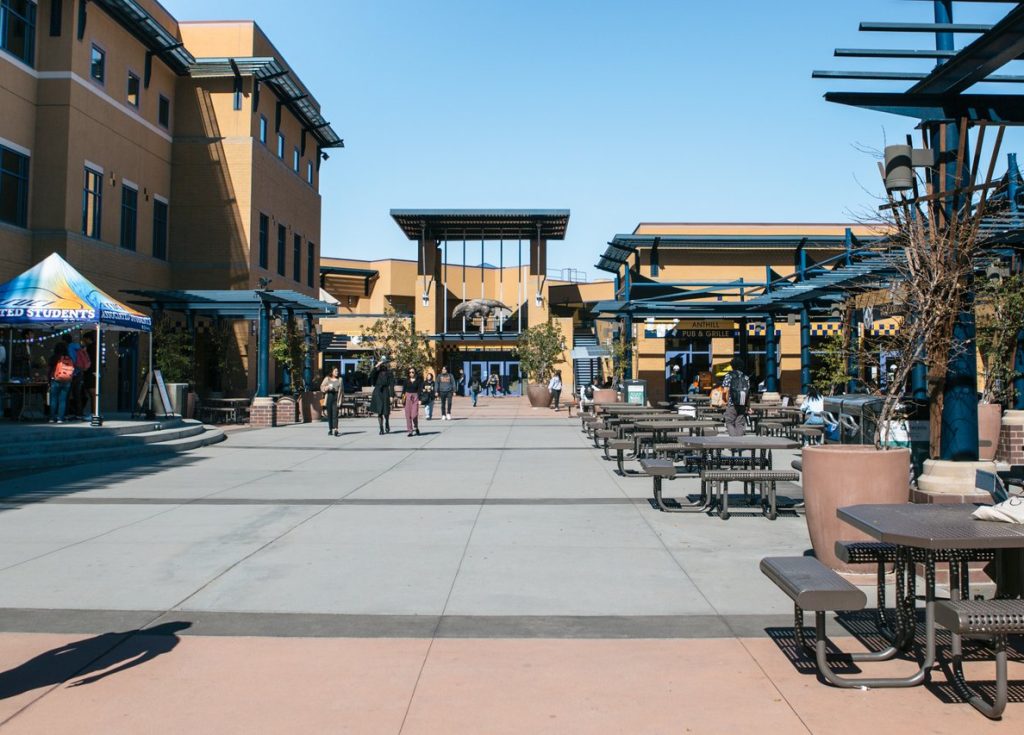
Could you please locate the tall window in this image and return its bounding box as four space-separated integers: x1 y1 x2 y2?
152 199 168 260
89 44 105 85
257 213 268 269
259 115 267 145
119 185 137 250
81 167 102 239
306 241 315 288
0 0 36 66
158 95 170 128
233 86 242 111
292 234 301 281
292 147 299 173
276 224 286 275
0 144 29 227
306 161 313 186
276 133 284 159
126 71 140 108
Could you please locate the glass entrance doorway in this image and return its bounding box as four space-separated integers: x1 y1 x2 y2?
666 339 712 394
459 358 522 396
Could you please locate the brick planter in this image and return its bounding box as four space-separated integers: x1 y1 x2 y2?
997 410 1024 465
275 395 299 425
250 397 276 428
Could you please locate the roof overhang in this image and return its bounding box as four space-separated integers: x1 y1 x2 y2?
94 0 195 75
390 210 570 241
126 289 338 319
190 57 343 148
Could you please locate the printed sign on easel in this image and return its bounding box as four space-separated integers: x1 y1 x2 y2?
136 370 174 416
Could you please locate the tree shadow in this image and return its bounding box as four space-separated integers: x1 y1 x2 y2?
0 621 191 699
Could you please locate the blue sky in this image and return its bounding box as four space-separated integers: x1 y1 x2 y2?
166 0 1024 276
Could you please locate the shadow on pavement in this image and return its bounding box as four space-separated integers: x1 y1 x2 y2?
0 621 191 698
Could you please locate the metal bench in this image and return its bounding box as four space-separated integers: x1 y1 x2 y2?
607 439 636 475
639 458 703 513
791 426 823 445
760 556 920 689
701 469 799 520
936 599 1024 719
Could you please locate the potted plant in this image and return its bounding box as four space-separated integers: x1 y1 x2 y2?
516 321 567 408
154 316 193 416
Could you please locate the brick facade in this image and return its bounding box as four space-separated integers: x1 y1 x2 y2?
274 396 299 426
997 421 1024 465
249 397 276 428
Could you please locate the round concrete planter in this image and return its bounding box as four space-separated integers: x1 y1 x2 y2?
593 388 619 405
526 383 552 408
978 402 1003 461
803 445 911 573
300 391 323 423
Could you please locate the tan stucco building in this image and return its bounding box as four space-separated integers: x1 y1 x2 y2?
0 0 341 406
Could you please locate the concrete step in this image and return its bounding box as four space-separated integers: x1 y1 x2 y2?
1 423 226 473
0 416 188 445
0 420 206 458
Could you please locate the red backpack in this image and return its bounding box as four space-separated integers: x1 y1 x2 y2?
74 346 91 371
54 356 75 382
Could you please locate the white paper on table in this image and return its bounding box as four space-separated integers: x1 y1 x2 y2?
973 496 1024 524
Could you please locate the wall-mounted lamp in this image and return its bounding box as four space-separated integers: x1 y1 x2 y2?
109 172 117 187
534 293 543 307
883 144 936 192
421 292 430 307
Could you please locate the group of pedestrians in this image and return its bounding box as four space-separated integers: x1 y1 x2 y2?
320 358 461 438
47 333 94 423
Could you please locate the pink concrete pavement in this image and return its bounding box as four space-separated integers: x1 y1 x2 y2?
0 632 1019 734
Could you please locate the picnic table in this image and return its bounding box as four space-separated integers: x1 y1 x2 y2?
833 503 1024 698
202 397 250 424
1 381 48 421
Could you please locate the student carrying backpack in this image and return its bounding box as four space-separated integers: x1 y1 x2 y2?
722 357 750 437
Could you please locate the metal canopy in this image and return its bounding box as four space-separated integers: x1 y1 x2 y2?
320 266 379 279
95 0 195 75
190 58 343 149
816 1 1024 123
125 289 338 319
390 210 570 241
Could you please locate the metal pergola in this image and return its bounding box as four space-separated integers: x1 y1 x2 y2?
127 290 337 398
811 0 1024 460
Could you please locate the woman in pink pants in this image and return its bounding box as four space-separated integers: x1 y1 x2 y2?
401 368 422 437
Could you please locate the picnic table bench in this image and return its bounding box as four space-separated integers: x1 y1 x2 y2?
701 468 799 520
638 458 705 513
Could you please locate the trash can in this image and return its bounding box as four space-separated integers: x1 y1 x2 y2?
623 379 647 406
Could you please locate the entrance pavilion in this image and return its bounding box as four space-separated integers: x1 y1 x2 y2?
390 209 569 395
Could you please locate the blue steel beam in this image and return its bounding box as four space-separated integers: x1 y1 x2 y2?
813 70 1024 83
859 22 992 33
909 4 1024 94
834 48 958 59
823 91 1024 123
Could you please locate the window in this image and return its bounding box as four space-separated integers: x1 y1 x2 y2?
276 224 286 275
152 199 168 260
82 167 102 239
257 213 268 269
306 241 315 288
276 133 284 159
259 116 267 145
0 144 29 227
233 86 242 111
158 95 170 128
292 234 301 281
0 0 36 66
89 44 105 85
126 71 140 108
119 184 137 250
306 161 313 186
292 147 299 173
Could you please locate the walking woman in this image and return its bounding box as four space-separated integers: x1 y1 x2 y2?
402 367 423 436
421 372 436 420
368 357 396 435
320 366 343 436
437 365 455 420
548 370 563 412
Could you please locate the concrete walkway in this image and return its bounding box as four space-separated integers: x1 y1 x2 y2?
0 396 1017 733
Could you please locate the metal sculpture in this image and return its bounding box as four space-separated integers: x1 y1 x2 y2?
452 299 513 332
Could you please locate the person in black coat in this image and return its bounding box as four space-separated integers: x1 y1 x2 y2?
368 358 396 435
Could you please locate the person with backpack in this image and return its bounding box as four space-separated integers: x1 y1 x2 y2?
721 357 750 437
437 366 455 420
48 342 74 423
580 378 599 414
421 373 436 420
68 332 90 420
469 373 481 407
486 371 500 397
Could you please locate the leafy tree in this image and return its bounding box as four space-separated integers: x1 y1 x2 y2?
606 328 635 383
359 307 435 374
516 321 567 383
271 319 307 392
812 332 849 395
976 273 1024 404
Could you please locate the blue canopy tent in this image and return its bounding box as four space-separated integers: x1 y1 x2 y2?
0 253 153 425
